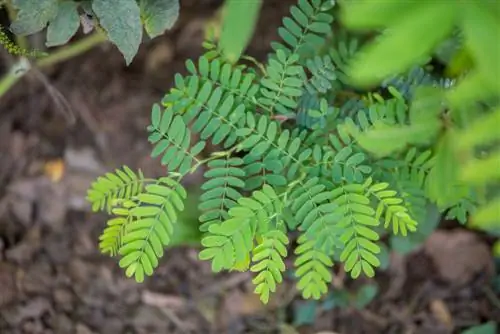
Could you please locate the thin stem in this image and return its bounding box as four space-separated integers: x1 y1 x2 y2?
0 32 107 98
36 32 107 68
189 146 238 174
0 56 29 97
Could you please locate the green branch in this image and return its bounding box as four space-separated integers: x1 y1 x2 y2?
0 32 107 98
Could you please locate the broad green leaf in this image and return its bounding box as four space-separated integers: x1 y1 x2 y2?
354 284 378 309
459 107 500 151
426 131 460 208
447 70 496 109
390 235 419 255
461 152 500 186
493 241 500 259
46 1 80 47
461 3 500 94
357 121 440 157
377 243 390 270
293 301 317 326
461 322 497 334
347 2 457 87
10 0 58 35
341 1 423 29
92 0 143 65
140 0 179 39
470 197 500 232
220 0 262 63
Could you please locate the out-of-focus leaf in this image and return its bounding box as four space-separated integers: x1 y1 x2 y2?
377 243 390 270
345 2 457 87
293 300 317 326
357 121 440 157
470 197 500 232
390 204 440 254
461 152 500 186
461 322 497 334
426 131 460 208
461 3 500 95
354 284 378 309
493 241 500 259
341 1 423 29
321 290 350 310
220 0 262 63
459 107 500 151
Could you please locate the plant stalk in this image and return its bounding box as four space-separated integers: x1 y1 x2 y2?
0 32 107 98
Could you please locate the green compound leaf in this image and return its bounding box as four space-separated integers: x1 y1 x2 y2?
10 0 58 36
46 1 80 47
92 0 143 65
140 0 180 39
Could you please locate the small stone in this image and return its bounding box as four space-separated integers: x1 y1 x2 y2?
3 298 52 326
0 237 4 261
100 317 124 333
6 226 41 265
22 318 46 333
52 314 74 333
133 305 169 333
64 147 103 173
53 288 74 312
0 263 17 307
76 323 96 334
76 306 106 331
21 261 53 295
44 235 72 265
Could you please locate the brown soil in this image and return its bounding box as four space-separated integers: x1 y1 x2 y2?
0 1 498 333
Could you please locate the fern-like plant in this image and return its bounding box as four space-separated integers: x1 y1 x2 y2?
87 0 498 304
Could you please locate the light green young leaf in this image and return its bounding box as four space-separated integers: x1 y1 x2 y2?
140 0 179 39
341 1 423 29
92 0 143 65
347 2 457 87
10 0 58 36
426 131 461 208
46 1 80 47
357 121 440 157
470 197 500 232
459 107 500 151
461 3 500 94
220 0 262 63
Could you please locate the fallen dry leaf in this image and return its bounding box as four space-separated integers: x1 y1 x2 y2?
430 299 453 329
424 230 494 285
43 159 65 182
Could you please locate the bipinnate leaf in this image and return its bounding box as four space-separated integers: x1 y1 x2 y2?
140 0 180 39
10 0 58 36
46 1 80 47
92 0 143 65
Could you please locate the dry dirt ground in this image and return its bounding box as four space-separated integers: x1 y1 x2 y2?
0 1 499 333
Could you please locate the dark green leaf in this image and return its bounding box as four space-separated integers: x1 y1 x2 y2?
46 1 80 47
140 0 179 39
10 0 58 35
93 0 143 65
